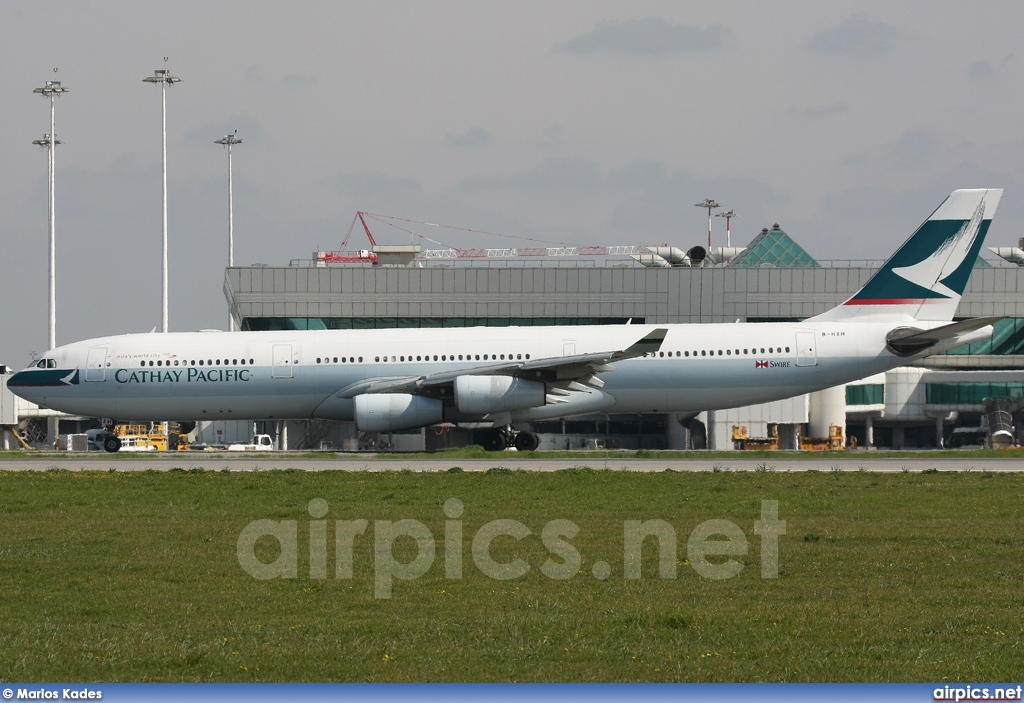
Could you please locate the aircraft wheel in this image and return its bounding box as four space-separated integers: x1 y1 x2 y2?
514 431 539 452
482 429 508 452
103 435 122 453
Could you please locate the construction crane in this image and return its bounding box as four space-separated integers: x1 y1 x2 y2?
315 212 380 265
315 212 650 264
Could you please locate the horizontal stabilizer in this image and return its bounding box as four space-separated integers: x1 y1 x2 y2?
886 317 1001 356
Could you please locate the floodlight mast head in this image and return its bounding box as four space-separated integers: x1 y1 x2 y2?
716 208 738 247
694 198 721 249
142 69 182 86
33 80 69 99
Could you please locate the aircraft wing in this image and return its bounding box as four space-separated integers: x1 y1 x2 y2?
335 328 668 399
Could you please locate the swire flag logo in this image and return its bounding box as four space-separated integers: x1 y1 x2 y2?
755 360 769 368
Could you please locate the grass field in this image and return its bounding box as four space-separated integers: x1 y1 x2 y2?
1 467 1023 682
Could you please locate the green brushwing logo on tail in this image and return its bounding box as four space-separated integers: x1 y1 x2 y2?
847 197 991 306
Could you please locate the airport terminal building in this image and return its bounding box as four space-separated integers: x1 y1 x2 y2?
214 226 1024 451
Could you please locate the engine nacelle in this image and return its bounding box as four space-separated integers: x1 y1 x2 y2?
354 393 443 432
455 375 546 415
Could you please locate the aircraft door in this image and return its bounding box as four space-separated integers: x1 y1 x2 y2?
272 344 294 379
795 331 818 367
85 347 108 381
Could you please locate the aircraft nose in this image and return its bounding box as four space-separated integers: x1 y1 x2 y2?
6 370 40 400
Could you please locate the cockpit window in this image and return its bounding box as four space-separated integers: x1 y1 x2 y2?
35 359 56 369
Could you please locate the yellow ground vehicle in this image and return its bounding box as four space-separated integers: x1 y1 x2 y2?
93 423 191 452
732 425 779 450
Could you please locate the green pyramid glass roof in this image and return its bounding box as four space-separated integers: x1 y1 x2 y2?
727 226 820 268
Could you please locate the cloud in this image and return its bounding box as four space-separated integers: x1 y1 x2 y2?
445 127 492 149
969 60 994 80
788 102 848 119
339 172 422 199
806 163 1021 259
887 130 937 169
281 73 316 87
807 13 900 56
244 66 263 83
461 157 605 193
558 18 729 57
608 164 778 241
535 125 568 150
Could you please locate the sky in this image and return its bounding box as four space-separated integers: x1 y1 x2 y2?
2 1 1024 366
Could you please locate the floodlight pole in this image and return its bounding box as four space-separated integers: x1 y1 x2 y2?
215 132 242 331
716 209 738 247
143 68 181 333
694 198 721 249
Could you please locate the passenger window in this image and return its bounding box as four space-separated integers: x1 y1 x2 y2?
701 350 706 356
317 358 322 364
785 347 790 353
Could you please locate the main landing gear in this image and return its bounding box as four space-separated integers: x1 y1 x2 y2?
482 427 539 452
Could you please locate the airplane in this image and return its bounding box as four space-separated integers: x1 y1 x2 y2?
8 188 1003 452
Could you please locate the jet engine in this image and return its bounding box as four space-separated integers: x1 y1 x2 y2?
455 375 546 415
354 393 443 432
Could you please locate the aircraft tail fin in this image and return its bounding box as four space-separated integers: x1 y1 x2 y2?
810 188 1002 322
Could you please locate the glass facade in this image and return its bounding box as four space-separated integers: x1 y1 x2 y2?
846 384 884 406
926 382 1024 405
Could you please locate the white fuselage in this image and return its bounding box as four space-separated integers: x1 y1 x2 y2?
11 321 930 423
